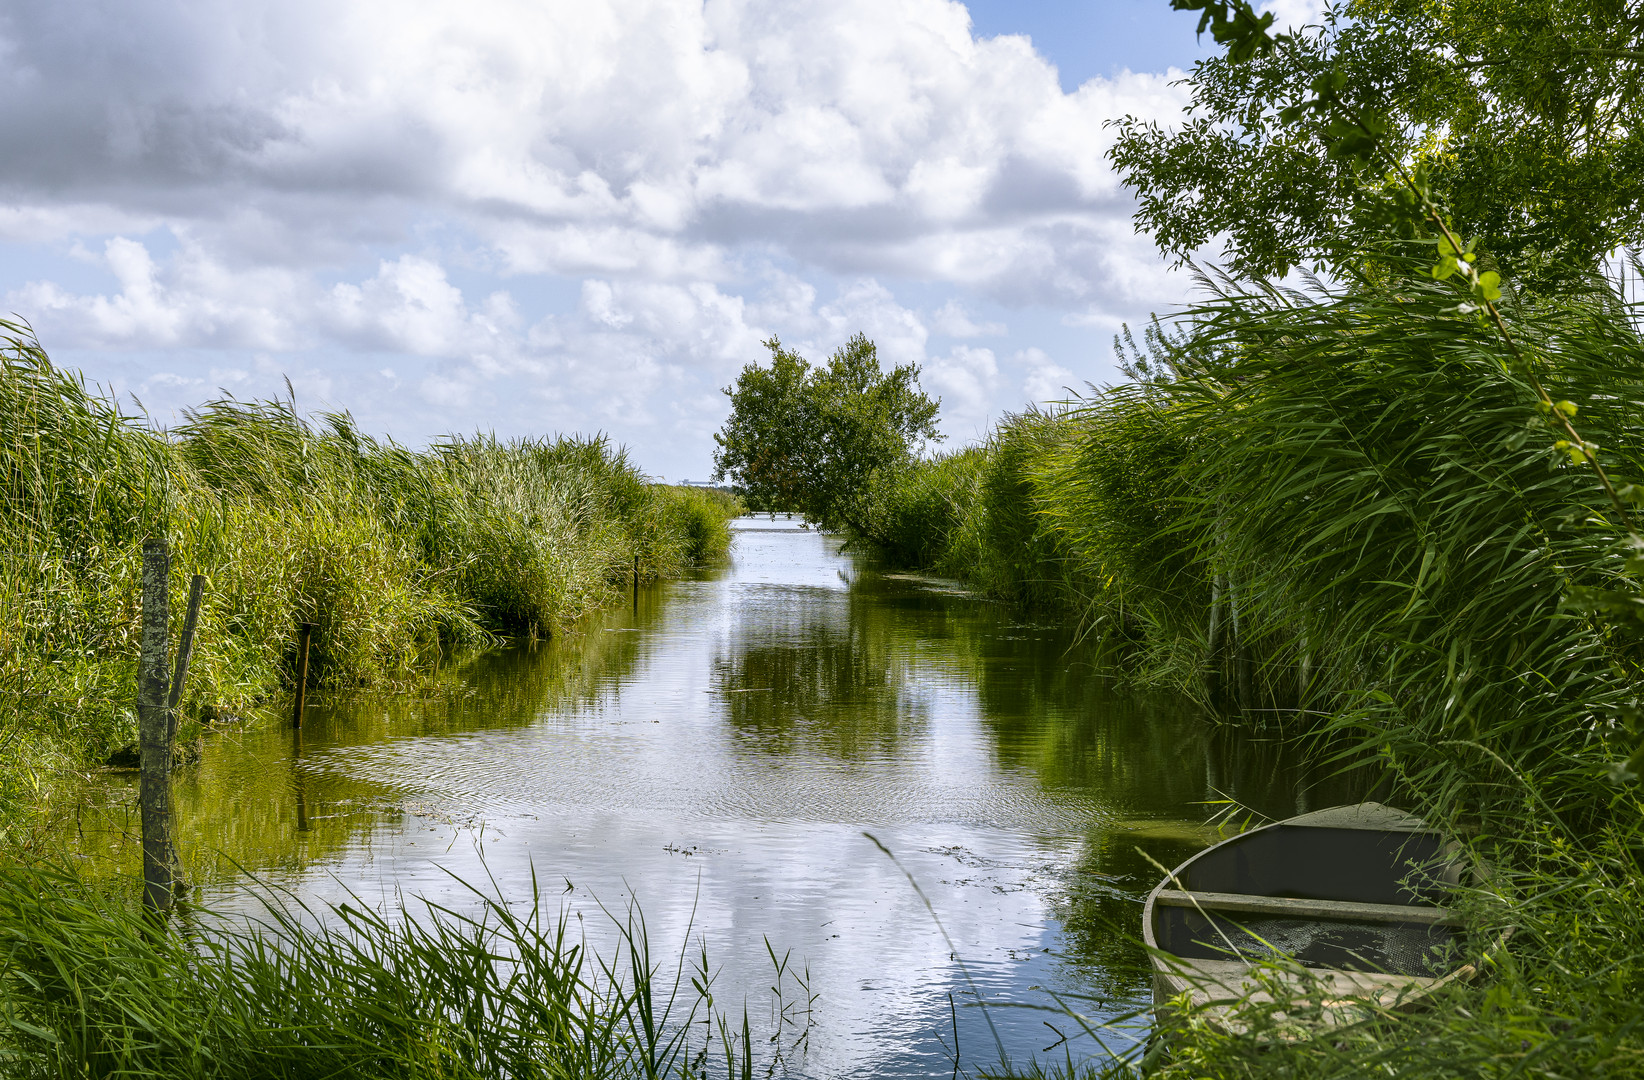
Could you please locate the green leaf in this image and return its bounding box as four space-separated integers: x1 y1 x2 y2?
1626 740 1644 782
4 1019 57 1045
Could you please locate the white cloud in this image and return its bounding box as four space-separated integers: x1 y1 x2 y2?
928 299 1004 338
326 256 476 355
1259 0 1330 33
924 344 999 437
1018 347 1078 406
0 0 1190 292
811 280 929 366
7 234 304 349
0 0 1204 472
3 223 1140 472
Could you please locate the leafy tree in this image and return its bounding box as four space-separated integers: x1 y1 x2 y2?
1109 0 1644 284
712 334 941 544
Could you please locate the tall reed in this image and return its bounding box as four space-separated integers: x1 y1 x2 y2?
0 319 740 839
845 262 1644 1076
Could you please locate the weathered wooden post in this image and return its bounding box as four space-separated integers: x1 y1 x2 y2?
1226 566 1252 711
1206 571 1225 704
294 729 310 833
167 574 205 740
1297 632 1313 707
138 538 176 914
632 552 640 607
292 622 316 729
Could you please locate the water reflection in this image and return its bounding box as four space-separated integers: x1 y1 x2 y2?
64 517 1369 1077
713 579 928 759
70 620 655 890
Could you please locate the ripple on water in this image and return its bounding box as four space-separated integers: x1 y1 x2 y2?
66 516 1361 1078
310 726 1109 833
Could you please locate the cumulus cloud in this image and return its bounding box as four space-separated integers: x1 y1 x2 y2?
1018 347 1079 406
0 0 1188 292
0 0 1204 473
8 234 304 349
324 256 519 359
1259 0 1331 33
924 344 1000 437
928 299 1004 338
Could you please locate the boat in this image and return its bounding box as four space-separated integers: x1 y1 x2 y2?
1142 802 1486 1034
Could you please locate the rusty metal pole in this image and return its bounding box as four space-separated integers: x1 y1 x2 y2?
138 538 175 915
292 622 315 729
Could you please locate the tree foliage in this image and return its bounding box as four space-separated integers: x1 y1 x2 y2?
1110 0 1644 284
712 334 941 544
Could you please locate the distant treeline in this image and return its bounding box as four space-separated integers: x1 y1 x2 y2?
0 320 740 832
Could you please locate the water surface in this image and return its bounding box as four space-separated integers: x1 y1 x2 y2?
72 517 1359 1076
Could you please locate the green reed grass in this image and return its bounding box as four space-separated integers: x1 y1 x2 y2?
0 319 740 840
0 864 795 1080
846 259 1644 1076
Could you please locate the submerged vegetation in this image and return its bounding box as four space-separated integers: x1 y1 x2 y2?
0 317 739 839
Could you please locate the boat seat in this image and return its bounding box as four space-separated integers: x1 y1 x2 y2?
1154 888 1459 926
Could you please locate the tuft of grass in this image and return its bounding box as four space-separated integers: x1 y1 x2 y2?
0 864 798 1080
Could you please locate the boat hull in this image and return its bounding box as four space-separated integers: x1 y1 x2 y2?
1142 802 1479 1034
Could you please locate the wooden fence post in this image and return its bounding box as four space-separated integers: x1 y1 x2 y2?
167 574 205 741
138 538 176 914
1206 571 1225 705
293 622 316 729
294 728 310 833
1229 570 1253 710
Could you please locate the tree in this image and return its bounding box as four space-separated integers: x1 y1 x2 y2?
1108 0 1644 286
712 334 941 544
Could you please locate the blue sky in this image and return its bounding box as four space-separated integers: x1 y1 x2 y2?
968 0 1214 88
0 1 1309 479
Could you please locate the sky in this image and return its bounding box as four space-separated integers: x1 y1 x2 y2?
0 0 1322 480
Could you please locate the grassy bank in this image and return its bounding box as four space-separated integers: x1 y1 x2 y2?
0 319 740 840
834 263 1644 1075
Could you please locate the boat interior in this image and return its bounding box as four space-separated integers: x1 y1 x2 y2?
1153 824 1465 974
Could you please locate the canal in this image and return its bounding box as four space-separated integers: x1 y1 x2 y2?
67 516 1357 1076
